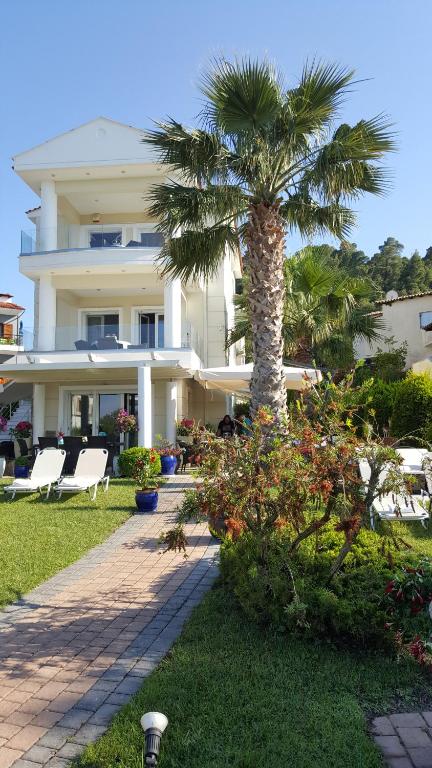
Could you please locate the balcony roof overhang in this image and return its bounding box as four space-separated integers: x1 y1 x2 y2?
0 348 202 384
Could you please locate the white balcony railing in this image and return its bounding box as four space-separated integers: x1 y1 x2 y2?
20 226 164 255
18 323 203 360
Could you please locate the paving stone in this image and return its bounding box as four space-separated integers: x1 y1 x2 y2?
398 728 432 749
88 703 122 726
386 759 415 768
371 716 396 736
390 714 427 729
408 747 432 767
57 708 92 729
70 724 106 745
423 712 432 728
8 760 40 768
23 746 56 764
373 735 407 758
45 758 70 768
113 677 142 695
38 727 75 749
56 742 84 759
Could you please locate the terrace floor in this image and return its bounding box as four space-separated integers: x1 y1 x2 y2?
0 474 218 768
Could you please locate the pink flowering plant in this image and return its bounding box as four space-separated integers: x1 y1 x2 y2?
154 435 182 457
10 420 32 438
115 409 137 434
176 418 195 436
0 415 7 432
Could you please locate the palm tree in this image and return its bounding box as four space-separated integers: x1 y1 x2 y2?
145 59 394 422
228 246 386 368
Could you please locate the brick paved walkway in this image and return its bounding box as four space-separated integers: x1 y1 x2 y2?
0 474 218 768
372 713 432 767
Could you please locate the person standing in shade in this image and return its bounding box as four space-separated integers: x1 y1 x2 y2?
216 414 236 438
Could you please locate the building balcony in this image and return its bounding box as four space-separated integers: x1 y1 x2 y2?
17 322 203 360
20 226 163 276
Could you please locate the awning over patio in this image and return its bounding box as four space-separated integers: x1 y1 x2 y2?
195 362 322 395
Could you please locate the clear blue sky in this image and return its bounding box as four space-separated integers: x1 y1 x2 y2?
1 0 431 320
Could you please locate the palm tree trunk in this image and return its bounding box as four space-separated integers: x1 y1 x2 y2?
246 202 286 421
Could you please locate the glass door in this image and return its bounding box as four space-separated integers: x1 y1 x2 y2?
139 312 164 348
71 394 94 436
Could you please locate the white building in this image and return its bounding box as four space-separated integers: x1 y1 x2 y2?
355 291 432 370
0 118 242 448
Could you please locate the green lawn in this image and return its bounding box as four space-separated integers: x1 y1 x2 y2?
0 477 135 607
76 586 432 768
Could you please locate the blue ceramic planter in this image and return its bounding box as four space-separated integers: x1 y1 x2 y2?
160 454 177 475
14 465 30 479
135 490 158 513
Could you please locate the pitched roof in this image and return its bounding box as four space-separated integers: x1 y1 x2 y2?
0 302 24 311
378 290 432 306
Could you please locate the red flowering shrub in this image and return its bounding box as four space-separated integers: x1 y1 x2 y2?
383 559 432 666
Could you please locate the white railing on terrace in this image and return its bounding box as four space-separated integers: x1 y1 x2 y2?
20 227 164 255
16 323 203 360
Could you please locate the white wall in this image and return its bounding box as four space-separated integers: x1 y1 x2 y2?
355 296 432 369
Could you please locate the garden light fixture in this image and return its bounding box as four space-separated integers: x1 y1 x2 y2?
141 712 168 767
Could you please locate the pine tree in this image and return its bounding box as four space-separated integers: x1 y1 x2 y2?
367 237 404 294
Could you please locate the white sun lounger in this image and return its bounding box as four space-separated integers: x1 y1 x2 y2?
54 448 109 501
3 448 66 500
358 457 429 528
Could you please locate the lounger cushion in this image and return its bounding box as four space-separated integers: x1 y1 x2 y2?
58 475 101 489
4 478 51 490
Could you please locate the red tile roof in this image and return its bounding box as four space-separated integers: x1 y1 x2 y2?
378 290 432 305
0 301 24 310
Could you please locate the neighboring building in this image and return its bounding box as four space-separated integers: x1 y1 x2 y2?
355 291 432 370
0 293 24 363
0 117 242 448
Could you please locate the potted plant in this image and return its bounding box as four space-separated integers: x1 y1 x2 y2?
14 455 31 478
133 448 160 513
10 421 32 439
176 418 195 445
155 436 182 475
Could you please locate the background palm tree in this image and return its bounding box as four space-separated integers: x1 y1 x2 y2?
145 59 394 421
228 245 386 368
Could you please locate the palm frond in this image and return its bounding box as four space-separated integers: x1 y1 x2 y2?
307 117 396 200
200 58 283 133
147 182 248 235
286 60 355 132
158 224 239 283
143 120 232 183
281 194 356 238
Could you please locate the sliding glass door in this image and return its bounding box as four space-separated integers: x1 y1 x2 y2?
139 312 164 348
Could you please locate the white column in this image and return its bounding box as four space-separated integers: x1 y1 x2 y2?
40 180 57 251
38 275 56 350
164 278 182 348
137 365 152 448
165 380 178 444
32 384 46 445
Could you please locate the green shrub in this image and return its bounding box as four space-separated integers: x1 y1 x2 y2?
118 447 161 478
391 372 432 444
220 527 412 647
356 378 402 434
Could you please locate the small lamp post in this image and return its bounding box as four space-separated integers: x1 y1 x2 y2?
141 712 168 767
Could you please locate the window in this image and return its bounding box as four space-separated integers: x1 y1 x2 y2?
420 312 432 330
90 231 122 248
139 231 164 247
139 312 164 348
86 313 119 344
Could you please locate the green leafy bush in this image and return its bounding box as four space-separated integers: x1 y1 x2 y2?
391 372 432 443
356 378 402 434
220 527 412 647
118 447 161 478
